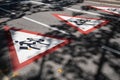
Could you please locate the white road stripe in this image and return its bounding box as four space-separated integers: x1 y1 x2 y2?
0 2 18 6
64 7 102 16
0 6 68 34
86 1 120 7
29 1 50 6
0 7 12 13
102 45 120 54
64 7 119 20
20 1 51 6
23 16 68 34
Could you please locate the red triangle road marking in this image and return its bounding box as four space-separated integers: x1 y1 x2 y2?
53 14 109 34
4 26 70 71
89 6 120 16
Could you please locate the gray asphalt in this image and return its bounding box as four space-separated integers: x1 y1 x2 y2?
0 1 120 80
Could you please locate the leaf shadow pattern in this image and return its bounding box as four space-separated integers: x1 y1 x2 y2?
31 13 120 80
0 25 23 80
0 2 120 80
0 27 12 76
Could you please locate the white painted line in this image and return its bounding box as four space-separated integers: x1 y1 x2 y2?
29 1 45 5
0 7 16 16
20 1 32 4
30 1 51 6
64 7 119 20
22 16 68 34
0 2 18 6
102 45 120 54
86 1 120 7
0 7 12 13
20 1 51 6
64 7 102 16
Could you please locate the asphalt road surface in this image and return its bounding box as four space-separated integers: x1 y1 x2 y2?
0 0 120 80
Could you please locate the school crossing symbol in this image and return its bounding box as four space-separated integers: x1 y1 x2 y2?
90 6 120 16
53 14 109 34
4 26 70 71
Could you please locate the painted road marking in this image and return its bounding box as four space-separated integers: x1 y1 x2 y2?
11 30 64 63
0 7 12 14
0 2 18 6
4 26 70 71
86 1 120 7
0 7 68 34
0 7 16 16
20 1 51 6
64 7 119 20
90 6 120 16
64 7 101 16
23 16 68 34
53 14 109 34
29 1 49 5
102 45 120 54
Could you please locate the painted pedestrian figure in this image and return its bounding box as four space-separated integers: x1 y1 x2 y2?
68 18 90 25
15 38 50 50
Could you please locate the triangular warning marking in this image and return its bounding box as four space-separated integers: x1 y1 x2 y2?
53 14 109 34
90 6 120 16
4 26 70 71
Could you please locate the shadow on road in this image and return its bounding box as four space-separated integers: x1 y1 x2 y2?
29 13 120 80
0 2 120 80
